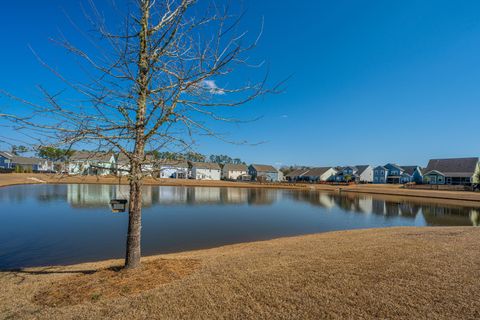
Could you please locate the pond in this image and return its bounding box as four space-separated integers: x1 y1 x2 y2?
0 184 479 269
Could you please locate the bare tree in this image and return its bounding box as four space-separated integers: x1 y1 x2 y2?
0 0 280 269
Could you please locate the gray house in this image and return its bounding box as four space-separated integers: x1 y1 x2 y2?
249 164 279 182
423 157 480 185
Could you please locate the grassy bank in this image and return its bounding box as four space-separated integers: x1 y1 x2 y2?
1 227 479 319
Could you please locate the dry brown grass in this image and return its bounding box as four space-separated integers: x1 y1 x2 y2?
1 227 479 319
33 258 200 307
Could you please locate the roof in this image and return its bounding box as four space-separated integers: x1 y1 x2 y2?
400 165 420 176
157 159 188 168
70 151 114 162
190 162 221 170
223 163 248 172
285 168 310 178
355 165 371 175
374 165 387 170
250 164 278 172
424 157 479 177
11 156 46 165
303 167 334 177
0 151 15 159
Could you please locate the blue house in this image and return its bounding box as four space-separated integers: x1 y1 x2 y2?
373 163 423 184
0 151 14 169
249 164 279 182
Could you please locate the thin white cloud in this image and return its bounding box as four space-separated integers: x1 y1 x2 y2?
281 114 288 118
202 80 225 95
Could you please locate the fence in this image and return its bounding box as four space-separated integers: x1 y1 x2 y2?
404 183 476 192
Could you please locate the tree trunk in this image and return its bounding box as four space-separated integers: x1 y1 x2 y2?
124 1 149 269
125 164 143 269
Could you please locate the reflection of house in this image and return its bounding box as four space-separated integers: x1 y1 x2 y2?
221 188 249 204
249 164 279 182
158 160 189 179
222 164 248 180
190 162 221 180
0 151 53 172
248 188 277 205
68 151 116 175
158 186 188 204
333 165 373 183
373 164 423 184
423 157 480 185
189 187 221 203
67 184 114 207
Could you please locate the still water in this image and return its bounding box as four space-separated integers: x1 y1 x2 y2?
1 184 478 268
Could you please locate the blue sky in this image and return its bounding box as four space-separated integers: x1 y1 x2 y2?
1 0 480 167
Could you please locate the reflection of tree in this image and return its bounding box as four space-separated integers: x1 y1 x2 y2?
470 210 479 227
385 201 400 216
248 188 277 205
422 205 473 226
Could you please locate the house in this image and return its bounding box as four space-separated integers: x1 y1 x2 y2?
158 160 189 179
423 157 480 185
67 151 116 175
0 151 53 172
301 167 337 182
190 162 221 180
116 153 159 176
285 168 310 182
373 163 423 184
221 164 248 180
333 165 373 183
284 167 337 182
248 164 279 182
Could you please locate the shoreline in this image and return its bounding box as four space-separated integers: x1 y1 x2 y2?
1 227 479 319
1 173 480 205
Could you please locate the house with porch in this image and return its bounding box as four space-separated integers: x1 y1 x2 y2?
333 165 373 183
190 162 221 180
67 151 116 175
0 151 53 172
373 163 423 184
248 164 279 182
423 157 480 185
222 164 248 180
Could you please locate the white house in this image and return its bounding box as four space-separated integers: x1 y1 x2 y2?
190 162 221 180
68 151 116 175
116 153 157 176
158 160 189 179
221 163 248 180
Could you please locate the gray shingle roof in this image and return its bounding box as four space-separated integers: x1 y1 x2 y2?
303 167 334 177
424 157 479 177
70 151 114 162
250 164 277 172
223 164 248 172
285 168 310 178
400 166 420 176
190 162 221 170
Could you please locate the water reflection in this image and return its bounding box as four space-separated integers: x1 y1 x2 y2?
1 184 478 225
